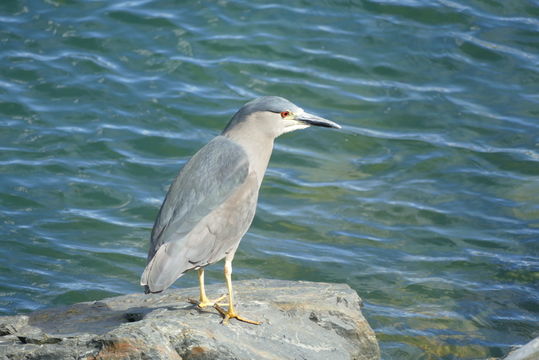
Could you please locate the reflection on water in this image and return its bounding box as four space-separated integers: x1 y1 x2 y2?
1 0 538 358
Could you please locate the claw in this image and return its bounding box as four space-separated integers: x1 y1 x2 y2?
188 294 227 309
214 304 261 325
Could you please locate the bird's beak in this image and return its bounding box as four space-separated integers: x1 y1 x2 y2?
297 112 341 129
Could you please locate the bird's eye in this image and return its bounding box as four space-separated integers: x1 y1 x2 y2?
280 111 290 118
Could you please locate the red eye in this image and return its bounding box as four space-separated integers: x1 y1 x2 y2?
280 111 290 118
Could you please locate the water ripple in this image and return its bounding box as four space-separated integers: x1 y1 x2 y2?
1 1 537 359
455 32 539 64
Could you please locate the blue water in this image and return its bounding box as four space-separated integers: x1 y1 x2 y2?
1 1 538 358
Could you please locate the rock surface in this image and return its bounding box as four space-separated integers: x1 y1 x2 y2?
0 279 380 360
503 337 539 360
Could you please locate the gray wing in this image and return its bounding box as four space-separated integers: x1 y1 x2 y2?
140 135 252 291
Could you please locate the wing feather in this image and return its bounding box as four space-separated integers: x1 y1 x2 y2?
141 136 251 291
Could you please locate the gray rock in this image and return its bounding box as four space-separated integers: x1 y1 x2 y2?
0 279 380 360
503 337 539 360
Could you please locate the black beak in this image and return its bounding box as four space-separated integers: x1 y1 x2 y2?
298 112 341 129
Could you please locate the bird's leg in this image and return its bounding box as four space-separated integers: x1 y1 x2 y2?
188 268 226 308
214 259 261 325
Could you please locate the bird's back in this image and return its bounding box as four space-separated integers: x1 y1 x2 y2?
141 136 258 293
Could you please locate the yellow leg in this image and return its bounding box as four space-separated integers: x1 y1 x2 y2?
188 268 226 308
214 259 261 325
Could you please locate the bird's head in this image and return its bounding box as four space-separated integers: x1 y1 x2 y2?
223 96 340 139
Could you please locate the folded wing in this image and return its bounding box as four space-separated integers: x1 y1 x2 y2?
141 136 253 292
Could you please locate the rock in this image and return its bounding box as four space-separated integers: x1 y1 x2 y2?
0 279 380 360
503 337 539 360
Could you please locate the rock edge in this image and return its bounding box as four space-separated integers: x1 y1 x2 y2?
0 279 380 360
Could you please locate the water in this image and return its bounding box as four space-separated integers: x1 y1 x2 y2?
1 0 538 358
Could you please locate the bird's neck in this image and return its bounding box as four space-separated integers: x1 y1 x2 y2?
222 127 274 187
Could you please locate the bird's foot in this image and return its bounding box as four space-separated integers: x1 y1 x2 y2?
213 304 261 325
188 294 227 309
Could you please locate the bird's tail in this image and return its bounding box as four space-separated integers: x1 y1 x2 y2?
143 285 162 294
140 243 186 294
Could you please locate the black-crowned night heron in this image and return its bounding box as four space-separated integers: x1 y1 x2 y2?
141 96 340 324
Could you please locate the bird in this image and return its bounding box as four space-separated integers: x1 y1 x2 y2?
140 96 340 325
